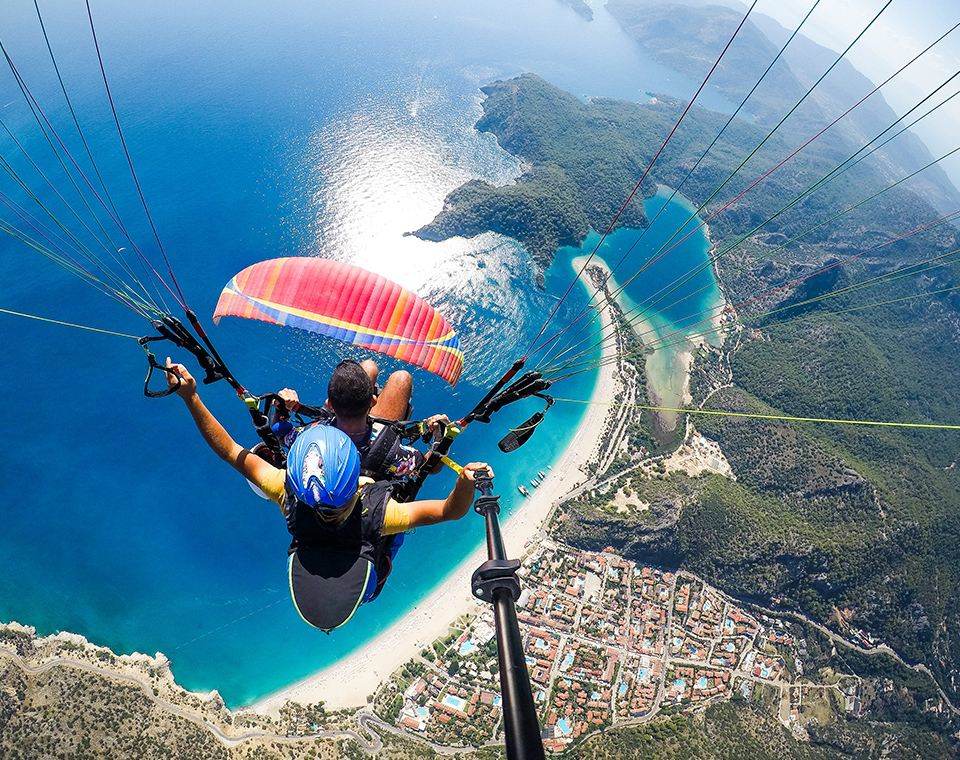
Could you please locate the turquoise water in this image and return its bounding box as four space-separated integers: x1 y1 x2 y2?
0 0 721 706
555 189 723 431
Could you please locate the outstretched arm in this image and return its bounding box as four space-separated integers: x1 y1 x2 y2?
166 358 283 494
400 462 491 530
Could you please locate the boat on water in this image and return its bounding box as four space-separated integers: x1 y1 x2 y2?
518 485 530 497
530 478 540 488
538 470 547 479
546 465 552 470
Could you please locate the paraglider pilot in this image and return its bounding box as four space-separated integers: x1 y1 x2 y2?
274 358 450 493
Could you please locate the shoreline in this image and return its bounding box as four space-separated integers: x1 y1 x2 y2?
250 269 621 716
598 204 727 433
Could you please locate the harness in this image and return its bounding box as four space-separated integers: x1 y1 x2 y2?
362 422 403 479
283 480 399 603
258 395 425 499
139 316 556 498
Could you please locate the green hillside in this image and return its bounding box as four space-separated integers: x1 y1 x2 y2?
417 72 960 721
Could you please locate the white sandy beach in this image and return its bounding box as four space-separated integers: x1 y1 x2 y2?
252 282 619 715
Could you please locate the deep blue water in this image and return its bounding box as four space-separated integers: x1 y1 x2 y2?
0 0 722 705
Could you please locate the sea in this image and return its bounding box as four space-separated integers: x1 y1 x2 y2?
0 0 721 706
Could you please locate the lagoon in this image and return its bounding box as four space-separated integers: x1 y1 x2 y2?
556 189 725 434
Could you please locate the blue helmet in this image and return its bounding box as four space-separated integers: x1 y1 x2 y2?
286 424 360 513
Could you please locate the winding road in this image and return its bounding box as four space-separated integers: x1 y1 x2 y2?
0 649 383 752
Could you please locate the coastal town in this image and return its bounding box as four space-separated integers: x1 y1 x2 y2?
374 539 856 753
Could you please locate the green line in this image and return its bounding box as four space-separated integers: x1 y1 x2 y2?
546 252 960 379
543 70 960 375
552 398 960 431
620 107 960 348
535 0 826 356
647 281 960 356
538 2 932 371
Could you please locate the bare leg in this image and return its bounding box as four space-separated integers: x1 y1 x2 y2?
371 370 413 421
360 359 380 388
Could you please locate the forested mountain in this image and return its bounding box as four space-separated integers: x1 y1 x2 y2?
415 72 960 728
417 74 956 268
604 0 960 214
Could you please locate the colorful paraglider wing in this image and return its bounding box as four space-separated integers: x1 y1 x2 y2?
213 258 463 385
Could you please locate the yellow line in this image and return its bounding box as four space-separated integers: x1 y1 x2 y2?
439 455 463 475
552 398 960 431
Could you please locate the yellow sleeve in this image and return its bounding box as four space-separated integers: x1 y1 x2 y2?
382 498 411 536
260 468 287 506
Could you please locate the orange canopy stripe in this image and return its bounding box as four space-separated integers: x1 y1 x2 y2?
213 257 463 385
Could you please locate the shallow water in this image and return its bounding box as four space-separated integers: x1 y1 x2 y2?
555 189 724 432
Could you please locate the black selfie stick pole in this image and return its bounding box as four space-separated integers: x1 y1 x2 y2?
471 471 545 760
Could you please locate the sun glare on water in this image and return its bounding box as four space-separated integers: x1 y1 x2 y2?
293 80 544 383
306 105 482 293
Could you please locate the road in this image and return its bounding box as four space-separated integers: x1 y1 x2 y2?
738 597 960 716
0 650 383 752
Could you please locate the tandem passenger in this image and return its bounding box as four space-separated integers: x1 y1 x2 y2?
164 357 489 631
